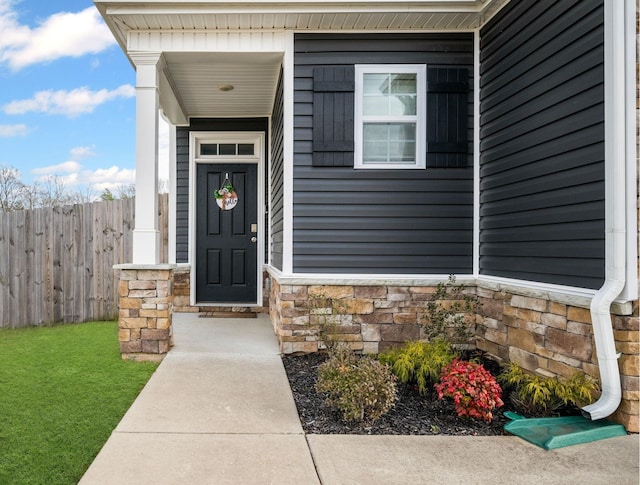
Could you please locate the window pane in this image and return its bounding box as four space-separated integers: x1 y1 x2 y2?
389 94 416 116
388 123 416 141
219 144 236 155
363 142 388 161
390 74 416 94
363 73 389 94
363 73 417 116
237 144 254 155
389 142 416 162
200 144 218 156
363 122 416 164
363 123 388 139
363 95 389 116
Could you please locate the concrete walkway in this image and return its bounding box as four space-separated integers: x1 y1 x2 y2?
81 313 639 485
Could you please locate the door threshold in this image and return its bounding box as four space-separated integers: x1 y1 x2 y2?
198 312 258 319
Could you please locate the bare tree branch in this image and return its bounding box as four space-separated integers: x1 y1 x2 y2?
0 166 25 211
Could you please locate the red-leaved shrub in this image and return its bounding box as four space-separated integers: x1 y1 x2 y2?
435 359 504 422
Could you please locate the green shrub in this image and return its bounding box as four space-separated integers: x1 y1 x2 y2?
316 349 397 423
422 275 476 344
498 363 599 416
378 339 457 394
435 359 504 422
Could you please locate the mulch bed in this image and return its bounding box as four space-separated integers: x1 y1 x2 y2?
282 352 515 436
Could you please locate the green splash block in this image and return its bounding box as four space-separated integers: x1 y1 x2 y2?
504 412 627 450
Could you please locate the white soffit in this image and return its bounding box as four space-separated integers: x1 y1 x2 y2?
96 1 509 47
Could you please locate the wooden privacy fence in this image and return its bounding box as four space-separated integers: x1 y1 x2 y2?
0 194 168 328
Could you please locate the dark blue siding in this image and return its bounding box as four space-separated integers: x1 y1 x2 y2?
294 33 474 274
479 0 605 289
176 128 190 263
270 70 285 270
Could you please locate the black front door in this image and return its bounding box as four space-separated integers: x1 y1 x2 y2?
196 163 258 303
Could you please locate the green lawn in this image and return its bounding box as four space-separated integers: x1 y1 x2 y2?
0 322 159 485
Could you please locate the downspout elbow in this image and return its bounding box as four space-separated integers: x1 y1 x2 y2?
581 278 624 421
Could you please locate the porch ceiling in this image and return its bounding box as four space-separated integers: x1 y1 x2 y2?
162 52 283 119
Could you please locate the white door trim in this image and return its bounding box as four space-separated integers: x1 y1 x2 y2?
188 131 265 306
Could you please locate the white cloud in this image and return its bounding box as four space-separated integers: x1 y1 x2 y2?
70 145 96 160
0 3 116 70
31 161 82 175
32 162 135 192
86 166 136 191
0 123 27 137
3 84 135 117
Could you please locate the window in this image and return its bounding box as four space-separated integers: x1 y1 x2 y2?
198 142 255 157
355 65 426 169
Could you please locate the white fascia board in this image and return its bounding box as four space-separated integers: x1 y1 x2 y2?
127 31 288 53
98 1 498 15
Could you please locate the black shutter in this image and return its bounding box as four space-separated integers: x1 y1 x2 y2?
426 67 469 168
312 66 355 167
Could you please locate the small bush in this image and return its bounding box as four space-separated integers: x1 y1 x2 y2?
306 293 349 355
379 339 457 394
435 359 504 422
422 275 476 344
498 363 599 416
316 349 397 423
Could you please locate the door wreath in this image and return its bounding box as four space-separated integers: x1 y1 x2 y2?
214 174 238 210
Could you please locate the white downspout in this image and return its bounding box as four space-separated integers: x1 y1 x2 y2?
581 0 631 421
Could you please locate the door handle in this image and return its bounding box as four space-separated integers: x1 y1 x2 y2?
251 237 257 243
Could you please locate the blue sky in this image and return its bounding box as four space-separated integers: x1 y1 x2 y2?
0 0 168 193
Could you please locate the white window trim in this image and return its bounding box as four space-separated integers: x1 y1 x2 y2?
354 64 426 169
194 134 261 163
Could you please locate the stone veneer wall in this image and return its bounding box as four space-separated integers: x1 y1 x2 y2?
475 287 639 433
268 277 639 432
116 266 174 362
172 267 269 315
269 278 474 355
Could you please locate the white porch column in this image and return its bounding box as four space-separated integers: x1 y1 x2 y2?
130 52 164 264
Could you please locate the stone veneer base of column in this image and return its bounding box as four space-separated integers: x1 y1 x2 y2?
115 264 175 362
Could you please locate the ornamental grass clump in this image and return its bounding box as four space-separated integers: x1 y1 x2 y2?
378 339 457 395
316 349 397 423
498 362 599 416
435 359 504 422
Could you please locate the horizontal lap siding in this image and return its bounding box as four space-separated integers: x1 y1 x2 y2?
294 33 474 274
479 0 605 289
271 70 285 270
176 128 190 263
